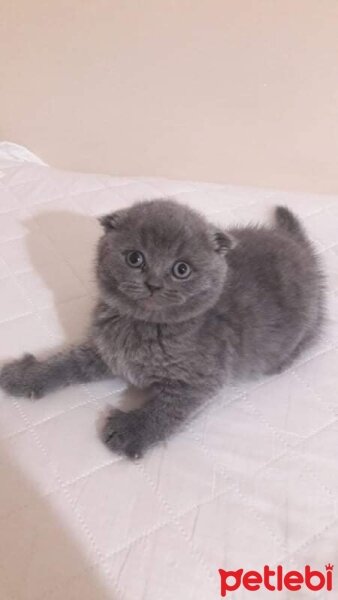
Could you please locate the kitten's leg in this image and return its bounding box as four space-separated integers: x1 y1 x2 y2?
0 342 111 399
102 380 212 458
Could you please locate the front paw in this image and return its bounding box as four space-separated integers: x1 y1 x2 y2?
101 408 147 459
0 354 45 399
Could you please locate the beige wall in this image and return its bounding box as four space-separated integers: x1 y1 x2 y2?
1 0 338 193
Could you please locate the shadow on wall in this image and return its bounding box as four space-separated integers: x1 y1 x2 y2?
0 436 116 599
24 210 101 343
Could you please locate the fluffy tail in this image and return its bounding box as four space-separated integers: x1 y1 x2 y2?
275 206 307 243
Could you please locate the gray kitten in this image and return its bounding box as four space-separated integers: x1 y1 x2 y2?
0 200 324 458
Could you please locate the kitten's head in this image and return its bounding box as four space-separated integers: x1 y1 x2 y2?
96 199 235 323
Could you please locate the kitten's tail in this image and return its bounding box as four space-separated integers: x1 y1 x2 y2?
275 206 308 243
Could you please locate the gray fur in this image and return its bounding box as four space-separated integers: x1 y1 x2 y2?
0 200 325 458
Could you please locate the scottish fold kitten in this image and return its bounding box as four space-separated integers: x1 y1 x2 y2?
0 200 324 458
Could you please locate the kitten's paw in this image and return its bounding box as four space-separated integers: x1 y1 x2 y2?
101 409 146 459
0 354 45 399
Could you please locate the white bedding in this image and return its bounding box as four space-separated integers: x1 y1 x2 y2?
0 143 337 600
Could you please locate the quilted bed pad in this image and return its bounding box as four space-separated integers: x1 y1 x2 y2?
0 142 338 600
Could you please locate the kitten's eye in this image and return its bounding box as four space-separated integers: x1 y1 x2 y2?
126 251 145 268
172 261 191 279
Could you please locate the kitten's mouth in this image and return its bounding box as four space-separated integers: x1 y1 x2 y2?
141 295 162 310
139 293 184 311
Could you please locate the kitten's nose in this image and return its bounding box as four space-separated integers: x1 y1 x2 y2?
145 280 161 293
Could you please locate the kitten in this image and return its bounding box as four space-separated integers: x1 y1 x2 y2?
0 200 324 458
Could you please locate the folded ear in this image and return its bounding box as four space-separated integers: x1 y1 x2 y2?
98 210 127 232
213 230 237 255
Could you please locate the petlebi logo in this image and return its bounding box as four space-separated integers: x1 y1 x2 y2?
218 564 334 597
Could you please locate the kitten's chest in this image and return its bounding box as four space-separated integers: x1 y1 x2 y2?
96 315 185 386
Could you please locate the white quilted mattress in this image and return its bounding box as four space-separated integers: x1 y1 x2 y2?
0 143 337 600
